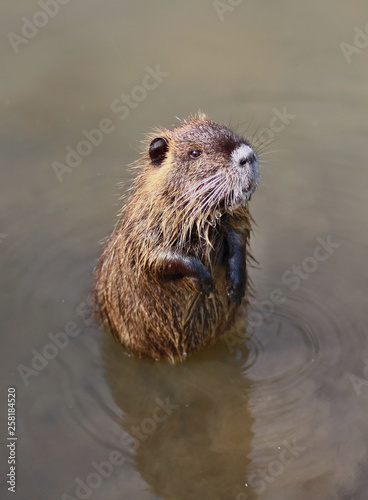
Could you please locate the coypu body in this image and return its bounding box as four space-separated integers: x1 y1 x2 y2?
94 113 259 362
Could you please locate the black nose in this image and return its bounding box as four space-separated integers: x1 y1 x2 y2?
239 151 256 167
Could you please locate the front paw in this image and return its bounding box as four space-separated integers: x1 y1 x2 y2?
194 271 215 296
226 275 246 304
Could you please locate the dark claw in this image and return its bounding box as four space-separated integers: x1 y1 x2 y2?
195 272 215 296
226 278 245 304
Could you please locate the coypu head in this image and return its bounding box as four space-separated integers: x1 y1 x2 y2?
131 113 259 249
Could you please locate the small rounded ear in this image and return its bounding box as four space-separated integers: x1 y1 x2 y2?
149 137 168 165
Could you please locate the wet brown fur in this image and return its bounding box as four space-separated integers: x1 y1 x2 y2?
94 113 256 362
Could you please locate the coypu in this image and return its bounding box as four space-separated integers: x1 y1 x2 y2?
94 113 259 362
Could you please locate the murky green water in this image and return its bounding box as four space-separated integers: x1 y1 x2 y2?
1 1 368 499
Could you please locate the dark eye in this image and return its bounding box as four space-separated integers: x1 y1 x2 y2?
189 150 201 159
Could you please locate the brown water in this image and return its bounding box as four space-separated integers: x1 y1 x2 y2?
1 1 368 499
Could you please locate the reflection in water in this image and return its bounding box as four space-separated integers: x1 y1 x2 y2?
103 328 255 500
